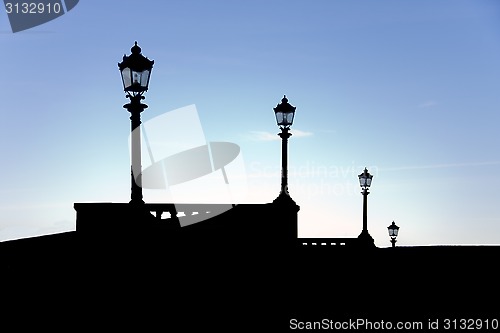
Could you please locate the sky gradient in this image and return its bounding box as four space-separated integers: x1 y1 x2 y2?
1 0 500 247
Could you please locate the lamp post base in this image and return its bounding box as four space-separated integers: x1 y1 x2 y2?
391 238 397 248
129 198 145 205
357 229 376 248
273 192 297 206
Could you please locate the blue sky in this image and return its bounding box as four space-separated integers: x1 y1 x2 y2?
1 0 499 247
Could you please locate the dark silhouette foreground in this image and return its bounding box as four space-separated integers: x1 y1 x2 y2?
1 201 498 330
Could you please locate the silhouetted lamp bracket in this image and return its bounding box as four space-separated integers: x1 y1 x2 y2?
118 41 154 98
388 221 400 248
274 95 296 129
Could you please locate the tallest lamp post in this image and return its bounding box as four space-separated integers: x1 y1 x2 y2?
118 41 154 206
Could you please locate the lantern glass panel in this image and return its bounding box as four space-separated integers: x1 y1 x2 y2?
359 177 366 187
121 68 132 90
132 71 141 85
275 112 284 125
366 177 372 187
141 69 150 89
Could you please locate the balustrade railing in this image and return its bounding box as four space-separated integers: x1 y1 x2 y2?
299 237 360 247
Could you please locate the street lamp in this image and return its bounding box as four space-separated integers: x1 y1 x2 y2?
273 95 296 202
357 167 375 246
118 41 154 205
387 221 400 248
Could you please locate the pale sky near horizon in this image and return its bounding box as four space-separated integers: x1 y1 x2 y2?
1 0 500 247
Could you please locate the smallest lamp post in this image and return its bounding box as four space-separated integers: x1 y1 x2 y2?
387 221 400 248
274 95 296 200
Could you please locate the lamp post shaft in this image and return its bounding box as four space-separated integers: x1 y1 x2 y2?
125 95 147 205
362 188 369 232
279 127 291 195
391 238 397 248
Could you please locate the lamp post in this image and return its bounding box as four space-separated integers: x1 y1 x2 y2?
387 221 400 248
118 41 154 205
273 95 296 202
357 167 375 246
